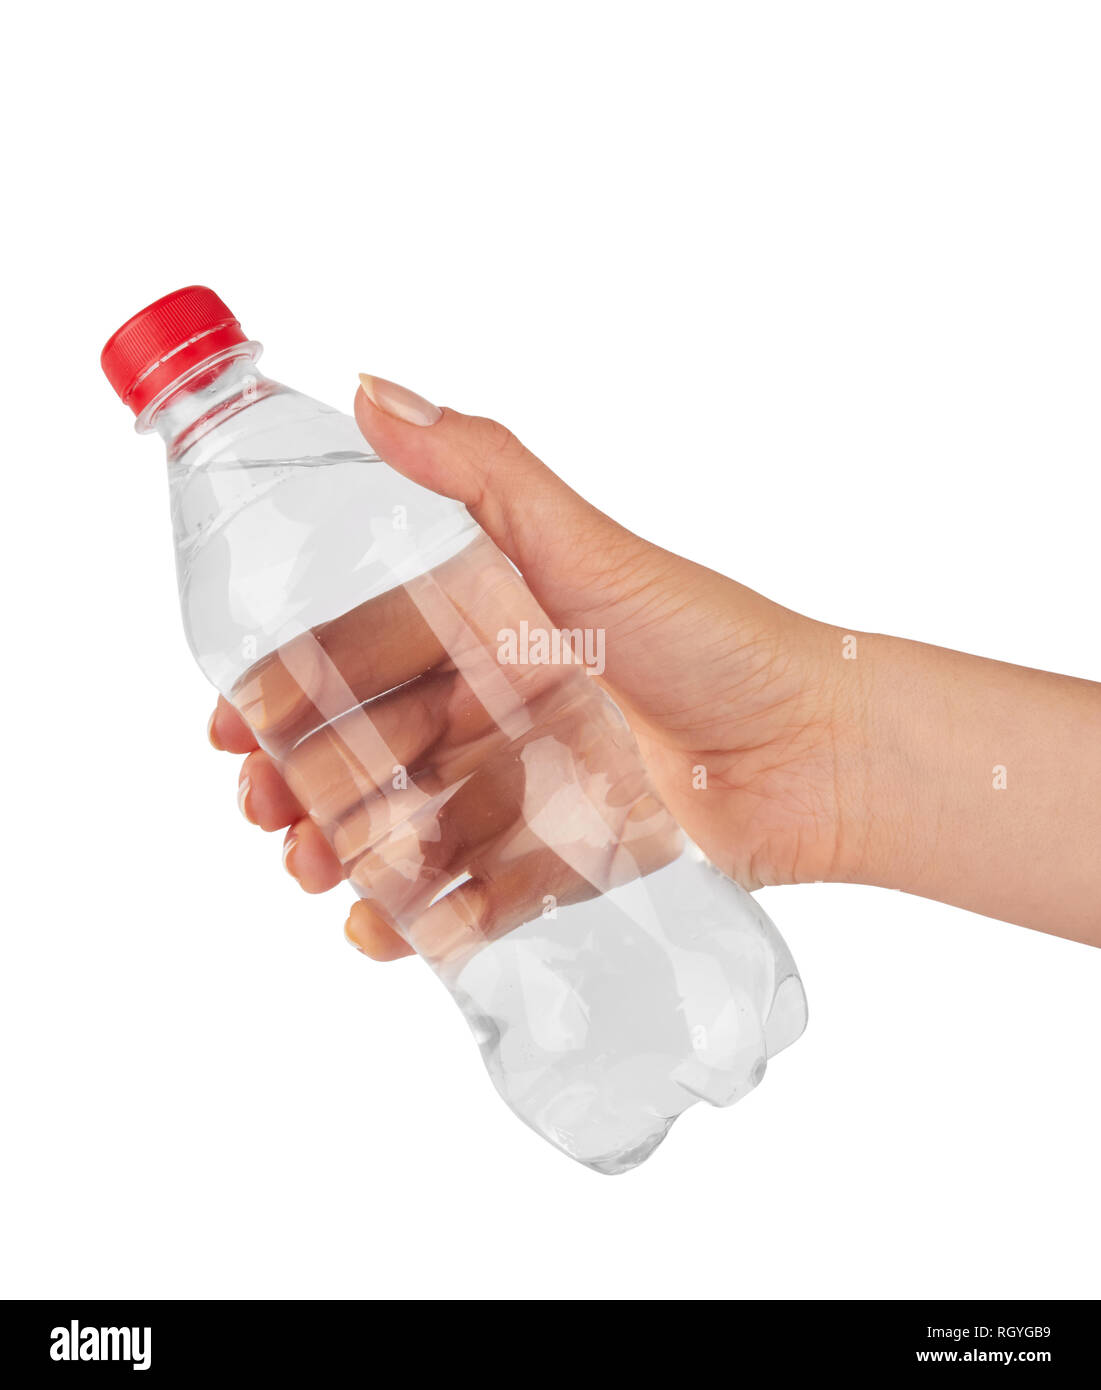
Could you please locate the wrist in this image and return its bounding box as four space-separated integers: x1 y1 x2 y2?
821 628 943 891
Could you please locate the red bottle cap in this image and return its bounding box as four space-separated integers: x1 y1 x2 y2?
101 286 249 416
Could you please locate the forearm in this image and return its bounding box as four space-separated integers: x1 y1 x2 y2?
834 631 1101 945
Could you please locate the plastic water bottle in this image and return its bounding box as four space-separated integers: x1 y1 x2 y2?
102 286 808 1173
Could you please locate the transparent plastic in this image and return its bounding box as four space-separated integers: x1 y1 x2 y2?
143 345 807 1173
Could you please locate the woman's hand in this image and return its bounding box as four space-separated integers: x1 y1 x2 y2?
210 375 861 960
210 374 1101 953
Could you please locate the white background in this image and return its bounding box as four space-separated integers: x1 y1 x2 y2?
2 1 1098 1300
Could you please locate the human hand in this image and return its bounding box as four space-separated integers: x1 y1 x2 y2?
209 376 858 961
211 375 1101 953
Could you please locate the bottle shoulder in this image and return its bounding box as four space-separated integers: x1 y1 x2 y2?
169 386 359 469
168 389 477 692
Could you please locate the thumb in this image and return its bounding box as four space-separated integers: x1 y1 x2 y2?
354 374 660 633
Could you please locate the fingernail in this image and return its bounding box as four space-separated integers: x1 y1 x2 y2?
282 833 299 876
237 775 254 823
344 912 370 954
358 373 442 427
207 711 224 751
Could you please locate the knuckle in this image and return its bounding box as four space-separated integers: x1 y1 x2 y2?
465 416 526 477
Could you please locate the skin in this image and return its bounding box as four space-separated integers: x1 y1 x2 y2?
210 381 1101 956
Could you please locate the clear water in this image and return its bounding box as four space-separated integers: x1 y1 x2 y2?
453 851 807 1172
165 372 807 1172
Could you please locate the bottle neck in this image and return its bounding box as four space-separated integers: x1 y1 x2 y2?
138 343 274 456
